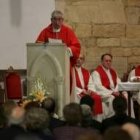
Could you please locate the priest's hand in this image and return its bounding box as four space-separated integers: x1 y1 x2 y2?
82 89 88 95
112 92 120 97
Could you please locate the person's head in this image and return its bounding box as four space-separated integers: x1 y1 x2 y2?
113 96 127 115
25 107 49 131
122 123 140 140
8 106 25 126
7 66 14 72
3 100 17 119
101 53 113 70
80 95 94 111
51 10 64 30
104 126 132 140
80 104 92 127
75 47 86 67
75 52 85 68
41 97 55 115
77 131 102 140
63 103 82 126
81 104 92 117
24 101 40 111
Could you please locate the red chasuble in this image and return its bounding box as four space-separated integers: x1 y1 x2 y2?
75 67 103 115
135 65 140 76
36 24 81 66
37 24 81 96
96 65 117 89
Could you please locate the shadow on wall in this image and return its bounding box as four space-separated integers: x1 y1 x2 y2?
10 0 22 27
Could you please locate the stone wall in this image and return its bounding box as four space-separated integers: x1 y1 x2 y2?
55 0 140 78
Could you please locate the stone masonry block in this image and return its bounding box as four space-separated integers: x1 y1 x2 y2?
125 7 140 25
111 48 132 56
93 24 125 37
97 38 120 47
127 0 140 6
75 23 92 37
126 25 140 38
121 38 140 47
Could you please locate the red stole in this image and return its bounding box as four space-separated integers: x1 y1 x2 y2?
75 67 90 90
96 65 117 89
75 67 103 115
135 65 140 76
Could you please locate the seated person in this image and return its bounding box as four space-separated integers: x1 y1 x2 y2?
104 126 132 140
102 96 140 133
128 65 140 82
128 65 140 104
53 103 97 140
0 103 26 140
80 102 101 132
24 107 54 140
72 49 103 121
122 123 140 140
88 53 135 118
41 97 65 131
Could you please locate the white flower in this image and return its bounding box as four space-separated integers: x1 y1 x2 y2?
29 76 50 102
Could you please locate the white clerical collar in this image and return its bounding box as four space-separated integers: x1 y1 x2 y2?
53 28 61 32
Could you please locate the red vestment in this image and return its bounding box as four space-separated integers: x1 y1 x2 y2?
135 65 140 76
36 24 81 95
36 24 81 66
96 65 117 89
75 67 103 115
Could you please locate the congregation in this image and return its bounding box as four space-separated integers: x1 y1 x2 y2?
0 9 140 140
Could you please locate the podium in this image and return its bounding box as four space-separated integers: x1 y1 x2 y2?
27 43 70 117
118 82 140 116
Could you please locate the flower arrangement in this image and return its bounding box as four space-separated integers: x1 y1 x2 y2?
19 76 50 107
28 76 50 102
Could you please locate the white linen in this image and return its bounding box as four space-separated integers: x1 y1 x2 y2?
128 69 140 104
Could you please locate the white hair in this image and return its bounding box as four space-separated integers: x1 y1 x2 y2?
51 10 63 18
81 104 92 117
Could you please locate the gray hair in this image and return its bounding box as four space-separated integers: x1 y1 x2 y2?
81 104 92 117
51 10 63 19
25 107 49 130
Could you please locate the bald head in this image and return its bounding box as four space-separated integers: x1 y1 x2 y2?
122 123 140 140
9 106 25 125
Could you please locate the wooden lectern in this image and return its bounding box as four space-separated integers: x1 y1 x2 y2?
27 43 70 117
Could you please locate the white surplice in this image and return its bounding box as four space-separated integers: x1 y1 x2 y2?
88 66 135 119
